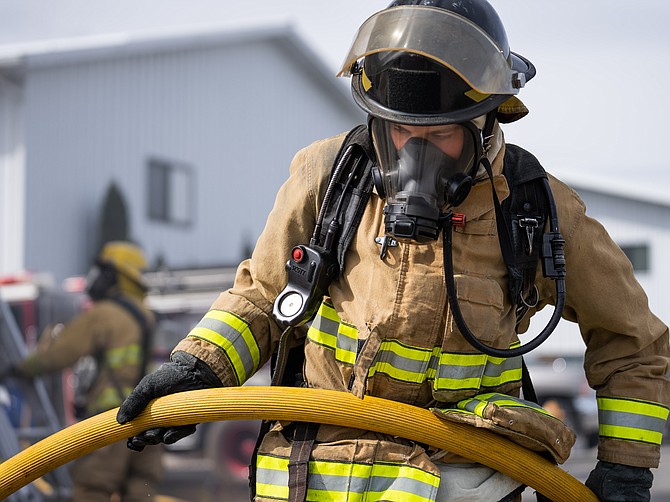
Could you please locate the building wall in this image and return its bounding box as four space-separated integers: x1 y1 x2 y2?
0 75 25 274
19 31 363 281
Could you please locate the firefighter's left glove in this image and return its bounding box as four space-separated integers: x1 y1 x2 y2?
585 461 653 501
116 350 222 451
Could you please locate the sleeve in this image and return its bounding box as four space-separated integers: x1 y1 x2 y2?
537 176 670 468
18 307 106 376
173 134 346 387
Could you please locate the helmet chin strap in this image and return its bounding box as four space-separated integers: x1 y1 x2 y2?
481 110 498 158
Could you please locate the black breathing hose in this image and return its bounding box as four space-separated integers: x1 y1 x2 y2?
441 177 567 358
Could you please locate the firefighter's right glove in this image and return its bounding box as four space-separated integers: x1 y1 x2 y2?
585 461 653 501
116 350 222 451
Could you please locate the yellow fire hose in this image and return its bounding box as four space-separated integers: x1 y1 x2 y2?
0 386 597 501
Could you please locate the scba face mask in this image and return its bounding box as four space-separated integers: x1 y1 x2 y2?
371 118 482 243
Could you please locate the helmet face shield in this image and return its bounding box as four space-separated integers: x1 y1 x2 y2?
339 6 526 94
339 5 535 125
371 118 481 242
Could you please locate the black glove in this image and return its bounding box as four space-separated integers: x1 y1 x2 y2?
585 461 653 502
116 351 222 451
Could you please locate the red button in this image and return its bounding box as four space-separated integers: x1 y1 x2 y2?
292 247 304 262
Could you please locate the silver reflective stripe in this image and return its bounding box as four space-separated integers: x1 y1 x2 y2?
457 393 551 417
307 301 522 392
256 454 439 502
598 397 669 445
308 470 438 500
187 310 260 385
309 304 358 365
371 343 437 383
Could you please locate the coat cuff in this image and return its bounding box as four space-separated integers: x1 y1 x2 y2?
172 337 239 387
597 437 661 468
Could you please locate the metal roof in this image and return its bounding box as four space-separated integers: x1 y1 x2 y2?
0 22 351 99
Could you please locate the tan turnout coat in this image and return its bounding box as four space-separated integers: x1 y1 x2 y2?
175 130 669 488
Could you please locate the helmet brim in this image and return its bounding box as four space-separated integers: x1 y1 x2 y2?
351 74 510 125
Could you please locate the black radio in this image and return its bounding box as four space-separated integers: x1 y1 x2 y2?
272 244 337 326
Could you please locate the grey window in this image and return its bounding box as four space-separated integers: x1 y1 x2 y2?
620 244 649 272
147 158 194 226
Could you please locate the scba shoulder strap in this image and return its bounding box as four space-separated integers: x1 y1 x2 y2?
273 127 554 334
313 124 376 272
272 125 375 328
314 130 552 319
499 143 550 318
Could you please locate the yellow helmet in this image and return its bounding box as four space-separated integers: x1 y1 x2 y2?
94 241 148 297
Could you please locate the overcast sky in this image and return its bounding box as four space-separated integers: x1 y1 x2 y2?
1 0 669 195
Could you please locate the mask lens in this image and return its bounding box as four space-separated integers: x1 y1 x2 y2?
371 119 477 209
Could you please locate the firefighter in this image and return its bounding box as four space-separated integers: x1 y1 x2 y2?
2 241 163 501
116 1 669 501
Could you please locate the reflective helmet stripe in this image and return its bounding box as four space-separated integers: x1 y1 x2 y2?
256 454 439 502
187 309 261 385
307 301 522 392
597 397 669 445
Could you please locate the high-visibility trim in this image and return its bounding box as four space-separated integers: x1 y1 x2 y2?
455 392 553 418
187 309 261 385
371 343 438 384
104 344 141 369
256 454 440 502
306 301 522 392
597 397 669 445
92 386 134 412
308 302 358 365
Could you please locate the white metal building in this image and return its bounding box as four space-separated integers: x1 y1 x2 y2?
0 25 364 281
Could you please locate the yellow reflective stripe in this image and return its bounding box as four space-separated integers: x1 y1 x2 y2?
318 301 340 322
307 299 522 393
308 325 338 350
188 309 260 385
598 397 669 420
458 396 488 416
597 397 669 445
370 342 436 384
307 302 358 365
105 344 141 368
481 366 522 387
434 351 487 391
451 392 552 418
599 425 663 445
256 454 439 502
206 310 261 368
372 360 425 383
335 325 357 366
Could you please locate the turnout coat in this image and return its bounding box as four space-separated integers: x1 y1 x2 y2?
173 130 669 501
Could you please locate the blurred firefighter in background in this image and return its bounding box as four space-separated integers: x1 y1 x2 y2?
1 241 162 502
